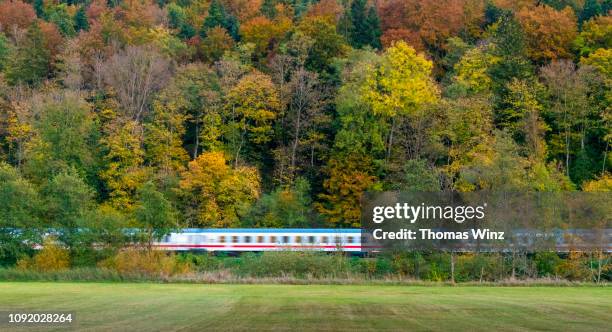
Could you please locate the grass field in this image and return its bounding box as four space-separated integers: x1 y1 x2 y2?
0 283 610 331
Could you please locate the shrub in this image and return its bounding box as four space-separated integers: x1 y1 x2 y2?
70 247 118 268
424 253 451 281
535 252 562 277
100 249 192 277
555 251 590 281
238 251 350 278
388 252 417 277
177 252 224 272
17 238 70 272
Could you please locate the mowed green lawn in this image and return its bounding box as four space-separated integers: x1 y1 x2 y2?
0 283 610 331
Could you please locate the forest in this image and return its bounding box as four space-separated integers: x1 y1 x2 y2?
0 0 610 265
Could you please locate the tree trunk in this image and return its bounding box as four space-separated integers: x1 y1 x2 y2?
193 122 199 158
450 252 455 284
603 141 609 175
147 228 153 252
290 107 303 174
310 144 315 167
386 117 397 164
597 250 602 284
234 129 245 168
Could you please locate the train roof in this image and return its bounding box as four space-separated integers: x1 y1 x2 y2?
179 228 362 233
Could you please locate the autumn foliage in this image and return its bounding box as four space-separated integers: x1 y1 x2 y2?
179 152 260 227
516 5 578 63
0 0 36 38
0 0 609 248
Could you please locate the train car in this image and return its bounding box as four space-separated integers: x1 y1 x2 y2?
151 228 611 253
153 228 363 252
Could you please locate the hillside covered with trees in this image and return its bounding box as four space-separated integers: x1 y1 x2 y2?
0 0 610 264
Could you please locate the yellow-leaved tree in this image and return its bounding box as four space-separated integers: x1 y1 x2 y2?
361 41 439 161
178 151 260 227
99 119 148 211
453 46 500 95
225 71 280 166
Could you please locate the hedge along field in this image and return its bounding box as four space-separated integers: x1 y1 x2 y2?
6 244 611 283
0 283 610 331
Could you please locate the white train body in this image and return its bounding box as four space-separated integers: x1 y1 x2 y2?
153 229 363 252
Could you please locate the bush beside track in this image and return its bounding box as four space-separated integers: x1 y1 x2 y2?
2 244 610 284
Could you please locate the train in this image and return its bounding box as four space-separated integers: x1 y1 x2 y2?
153 228 364 252
151 228 612 253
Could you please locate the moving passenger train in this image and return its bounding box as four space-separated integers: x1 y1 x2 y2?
151 228 612 253
27 228 611 253
153 228 364 252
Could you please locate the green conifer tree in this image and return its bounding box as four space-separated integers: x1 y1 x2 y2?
365 5 382 49
347 0 381 49
201 0 239 40
260 0 277 18
580 0 603 23
74 6 89 32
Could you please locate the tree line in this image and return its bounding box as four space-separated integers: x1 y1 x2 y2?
0 0 610 265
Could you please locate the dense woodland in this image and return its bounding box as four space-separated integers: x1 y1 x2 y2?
0 0 610 264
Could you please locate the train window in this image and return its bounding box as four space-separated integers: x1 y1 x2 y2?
335 236 341 244
308 236 315 244
245 236 251 243
232 236 238 243
282 236 289 244
295 236 302 244
321 236 328 243
270 236 277 243
347 236 354 244
257 236 263 243
219 236 225 244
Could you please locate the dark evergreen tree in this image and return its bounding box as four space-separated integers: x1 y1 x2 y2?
346 0 381 49
202 0 226 32
168 3 195 39
603 0 612 13
224 15 240 41
168 4 184 29
487 14 533 87
365 5 382 49
572 149 599 186
484 2 511 27
580 0 603 23
48 5 76 37
348 0 368 48
261 0 277 19
201 0 239 40
74 6 89 32
486 13 534 126
293 0 313 19
33 0 45 18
